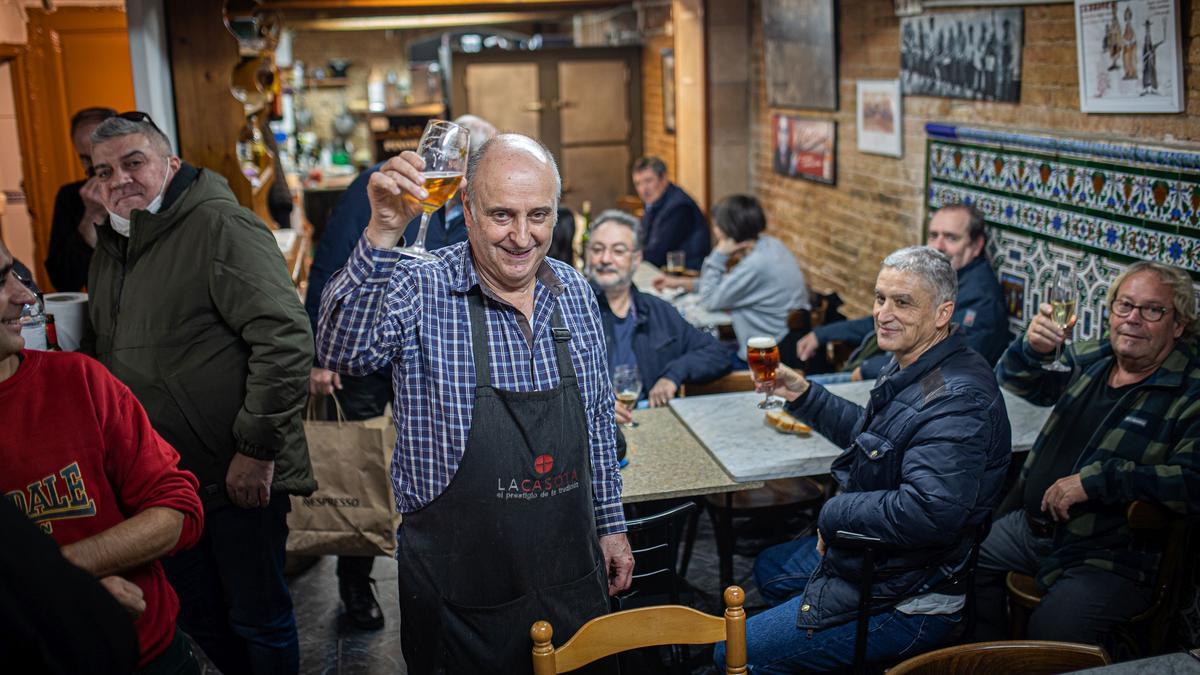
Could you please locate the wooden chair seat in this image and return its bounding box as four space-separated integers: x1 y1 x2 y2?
1005 571 1042 610
531 586 746 674
886 640 1110 674
1004 501 1198 655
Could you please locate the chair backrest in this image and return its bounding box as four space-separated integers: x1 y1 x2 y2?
620 501 697 607
1122 500 1200 648
885 640 1111 675
680 371 755 397
531 586 747 675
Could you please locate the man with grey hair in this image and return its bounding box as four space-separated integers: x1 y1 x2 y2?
318 133 633 672
974 260 1200 646
85 113 315 674
715 245 1011 671
304 115 502 632
586 209 729 415
797 203 1008 380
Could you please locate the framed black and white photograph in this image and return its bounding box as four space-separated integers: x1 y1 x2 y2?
662 48 676 133
1075 0 1184 113
856 80 902 157
763 0 838 110
900 8 1023 102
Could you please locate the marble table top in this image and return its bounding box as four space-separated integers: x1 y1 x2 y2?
632 262 733 328
618 406 763 503
669 380 1054 483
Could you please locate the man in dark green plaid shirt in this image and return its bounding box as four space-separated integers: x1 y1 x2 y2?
974 261 1200 646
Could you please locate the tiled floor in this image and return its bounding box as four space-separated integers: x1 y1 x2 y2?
196 504 810 674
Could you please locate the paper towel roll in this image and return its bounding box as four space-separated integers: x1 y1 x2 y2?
44 292 88 352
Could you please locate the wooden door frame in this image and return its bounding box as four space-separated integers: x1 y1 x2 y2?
0 42 58 288
449 46 643 179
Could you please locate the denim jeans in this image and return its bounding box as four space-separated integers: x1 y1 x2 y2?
163 494 299 675
714 537 962 673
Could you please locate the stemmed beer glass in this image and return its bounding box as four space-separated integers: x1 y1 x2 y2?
747 336 782 409
612 365 642 429
1043 268 1077 372
395 119 471 261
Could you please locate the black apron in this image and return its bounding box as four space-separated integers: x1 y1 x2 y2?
396 289 612 674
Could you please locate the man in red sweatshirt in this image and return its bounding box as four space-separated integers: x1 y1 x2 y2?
0 241 205 672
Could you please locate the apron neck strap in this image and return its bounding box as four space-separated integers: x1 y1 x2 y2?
465 287 578 388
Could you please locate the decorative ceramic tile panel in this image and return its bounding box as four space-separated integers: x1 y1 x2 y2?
925 124 1200 342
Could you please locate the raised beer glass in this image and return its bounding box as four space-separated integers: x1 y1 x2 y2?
395 119 470 261
1043 268 1076 372
747 336 782 409
612 364 642 429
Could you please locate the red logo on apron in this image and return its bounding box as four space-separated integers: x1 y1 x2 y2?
534 454 554 475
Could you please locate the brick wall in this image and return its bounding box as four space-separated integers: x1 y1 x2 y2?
642 31 677 180
750 0 1200 317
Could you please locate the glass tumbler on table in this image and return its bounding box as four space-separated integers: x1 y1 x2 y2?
747 336 782 409
394 119 471 261
1043 268 1077 372
665 250 687 276
612 364 642 429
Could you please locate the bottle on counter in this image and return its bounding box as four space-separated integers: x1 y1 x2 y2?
367 67 386 112
45 314 63 351
19 294 47 351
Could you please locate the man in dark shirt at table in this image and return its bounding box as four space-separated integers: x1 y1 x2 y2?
797 203 1009 381
633 156 710 271
974 261 1200 646
44 107 116 291
586 209 730 423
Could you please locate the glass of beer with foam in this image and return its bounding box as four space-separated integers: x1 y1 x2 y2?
747 336 782 409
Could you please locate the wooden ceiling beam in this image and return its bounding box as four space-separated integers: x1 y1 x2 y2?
262 0 626 13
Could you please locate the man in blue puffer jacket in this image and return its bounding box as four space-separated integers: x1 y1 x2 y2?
716 246 1011 672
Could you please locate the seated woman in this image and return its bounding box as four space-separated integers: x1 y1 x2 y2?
655 194 809 364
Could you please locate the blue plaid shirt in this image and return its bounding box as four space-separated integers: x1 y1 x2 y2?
317 237 625 536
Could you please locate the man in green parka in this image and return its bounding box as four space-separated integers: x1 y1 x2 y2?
86 113 315 675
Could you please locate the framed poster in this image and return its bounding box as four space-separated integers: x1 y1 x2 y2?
1075 0 1184 113
662 48 676 134
772 114 836 185
900 8 1022 102
856 80 902 157
763 0 837 110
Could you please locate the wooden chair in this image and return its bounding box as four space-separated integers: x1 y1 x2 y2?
530 586 747 675
679 370 756 397
843 518 991 674
885 640 1110 674
1006 500 1200 656
619 500 701 673
679 368 827 589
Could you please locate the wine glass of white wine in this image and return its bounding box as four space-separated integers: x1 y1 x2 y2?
395 119 471 261
1044 268 1077 372
612 365 642 429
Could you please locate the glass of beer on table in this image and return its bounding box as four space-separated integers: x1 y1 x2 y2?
747 336 782 409
394 119 470 260
665 250 687 276
612 364 642 428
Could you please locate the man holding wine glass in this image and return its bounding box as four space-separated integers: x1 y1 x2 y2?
974 261 1200 646
317 132 632 673
304 115 497 630
715 246 1010 672
585 209 731 422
